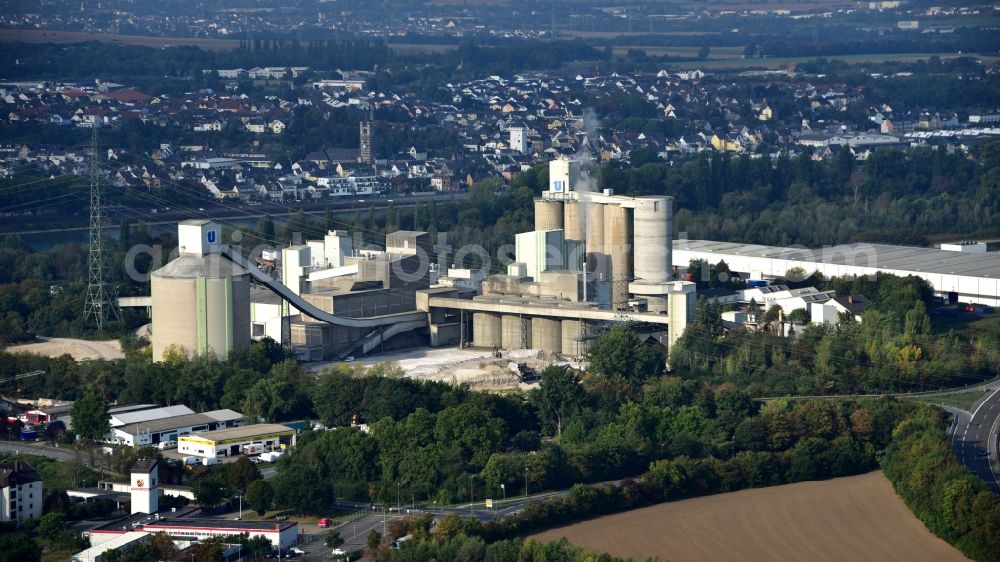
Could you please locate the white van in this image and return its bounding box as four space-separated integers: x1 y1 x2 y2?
182 456 200 466
202 457 220 466
157 440 177 450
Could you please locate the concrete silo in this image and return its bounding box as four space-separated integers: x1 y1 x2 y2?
563 200 585 242
151 220 251 361
534 198 564 231
530 317 562 354
472 313 502 349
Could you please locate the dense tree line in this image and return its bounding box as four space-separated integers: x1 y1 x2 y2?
601 142 999 247
881 407 1000 562
671 273 1000 396
261 327 915 514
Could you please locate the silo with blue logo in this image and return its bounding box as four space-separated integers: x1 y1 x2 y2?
151 220 251 361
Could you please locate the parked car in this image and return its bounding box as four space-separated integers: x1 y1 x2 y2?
331 548 346 556
289 547 306 555
182 456 199 466
317 518 332 528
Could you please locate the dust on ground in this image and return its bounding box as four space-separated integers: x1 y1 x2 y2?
531 471 967 562
309 346 578 390
6 337 124 361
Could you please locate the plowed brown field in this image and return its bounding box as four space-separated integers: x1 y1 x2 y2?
531 472 966 562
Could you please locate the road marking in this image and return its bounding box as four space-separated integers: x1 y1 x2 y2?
971 388 1000 420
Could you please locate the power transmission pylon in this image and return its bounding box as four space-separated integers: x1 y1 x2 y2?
83 126 121 331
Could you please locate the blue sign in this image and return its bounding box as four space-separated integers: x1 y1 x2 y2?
206 230 218 244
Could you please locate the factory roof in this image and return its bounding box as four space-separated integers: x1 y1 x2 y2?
112 405 195 426
145 518 296 532
177 423 295 443
675 239 1000 278
151 253 248 279
116 410 243 437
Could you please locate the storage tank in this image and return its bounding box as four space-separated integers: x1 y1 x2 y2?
633 196 672 282
151 221 251 361
501 315 531 350
472 313 502 348
563 200 585 241
534 199 564 231
603 203 633 283
531 317 562 354
560 320 591 357
586 203 608 281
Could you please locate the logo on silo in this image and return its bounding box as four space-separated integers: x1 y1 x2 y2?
206 229 218 244
553 180 564 192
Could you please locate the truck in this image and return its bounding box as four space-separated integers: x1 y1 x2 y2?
242 442 270 456
258 451 284 463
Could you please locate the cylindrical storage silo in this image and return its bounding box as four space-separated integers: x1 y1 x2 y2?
586 203 608 281
564 200 585 241
502 315 531 350
633 196 671 282
151 254 251 361
604 203 633 283
472 313 502 348
534 199 564 231
531 317 562 354
560 319 590 358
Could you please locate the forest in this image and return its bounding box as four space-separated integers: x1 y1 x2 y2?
670 272 1000 395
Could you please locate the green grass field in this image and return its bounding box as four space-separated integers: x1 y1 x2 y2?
931 310 1000 336
912 390 990 412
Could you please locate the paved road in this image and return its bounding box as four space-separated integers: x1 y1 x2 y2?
945 386 1000 494
0 440 77 461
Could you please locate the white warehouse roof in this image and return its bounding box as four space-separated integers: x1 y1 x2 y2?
111 405 195 427
674 239 1000 306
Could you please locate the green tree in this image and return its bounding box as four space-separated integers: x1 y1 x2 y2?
37 512 66 542
366 529 382 551
246 479 275 516
70 392 111 442
530 365 586 437
0 533 41 562
226 457 262 491
191 473 231 508
586 325 664 384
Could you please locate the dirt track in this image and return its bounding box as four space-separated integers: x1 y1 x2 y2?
532 472 966 562
7 337 124 361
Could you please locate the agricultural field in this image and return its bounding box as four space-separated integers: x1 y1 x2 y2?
0 29 240 51
532 472 966 562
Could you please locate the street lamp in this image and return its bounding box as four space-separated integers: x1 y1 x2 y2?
469 475 474 516
500 483 505 508
524 466 528 497
396 482 401 512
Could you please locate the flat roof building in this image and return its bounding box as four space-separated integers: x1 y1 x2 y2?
109 409 243 447
674 239 1000 307
178 424 296 459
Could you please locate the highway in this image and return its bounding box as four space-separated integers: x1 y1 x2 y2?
945 386 1000 494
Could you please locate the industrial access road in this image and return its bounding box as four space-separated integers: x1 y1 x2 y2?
946 386 1000 494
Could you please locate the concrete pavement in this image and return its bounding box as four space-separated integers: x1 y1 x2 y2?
0 440 78 461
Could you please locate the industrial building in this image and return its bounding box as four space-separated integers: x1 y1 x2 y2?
111 409 243 448
151 220 251 360
673 239 1000 307
143 157 698 363
177 424 296 459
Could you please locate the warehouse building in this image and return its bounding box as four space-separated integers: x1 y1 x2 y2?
673 239 1000 307
177 424 296 459
111 409 243 448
